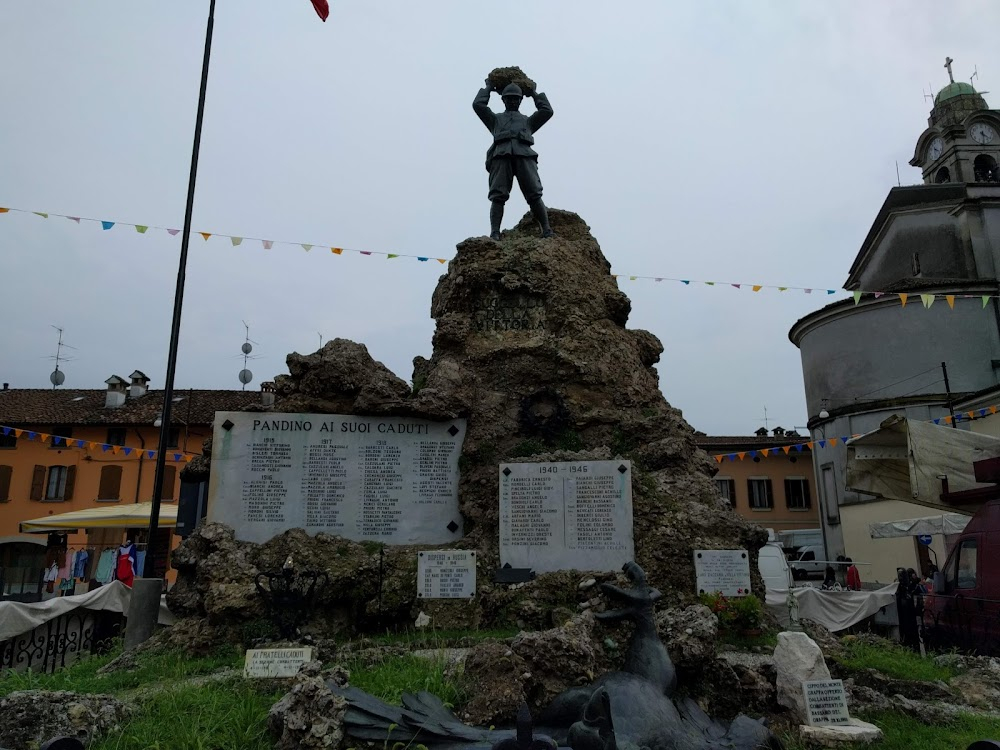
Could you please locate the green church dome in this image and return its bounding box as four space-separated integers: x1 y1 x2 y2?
936 81 977 103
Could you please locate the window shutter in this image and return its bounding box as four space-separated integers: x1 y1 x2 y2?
64 465 77 501
161 466 176 500
0 465 11 502
746 478 753 504
783 478 792 508
99 465 123 500
802 479 811 506
30 465 46 500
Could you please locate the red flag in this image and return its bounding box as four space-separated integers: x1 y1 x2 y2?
310 0 329 21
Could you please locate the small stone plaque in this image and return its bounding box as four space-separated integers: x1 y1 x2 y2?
803 679 850 726
499 460 634 573
694 549 752 596
417 550 476 599
244 647 313 678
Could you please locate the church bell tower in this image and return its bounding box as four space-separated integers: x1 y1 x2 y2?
910 57 1000 184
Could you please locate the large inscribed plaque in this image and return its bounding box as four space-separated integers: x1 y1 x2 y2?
499 460 634 573
208 412 466 544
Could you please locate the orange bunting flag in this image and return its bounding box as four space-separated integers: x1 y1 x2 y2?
899 293 908 307
752 285 762 292
828 438 838 446
0 208 8 213
37 433 50 442
990 406 998 414
737 452 746 460
782 446 792 455
714 455 723 463
968 411 976 420
806 442 814 449
944 416 953 424
199 232 211 241
946 295 956 309
13 429 22 438
112 445 121 454
331 247 343 255
437 258 447 264
760 448 770 457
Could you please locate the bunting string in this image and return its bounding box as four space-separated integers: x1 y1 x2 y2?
0 425 194 463
2 205 999 304
709 404 1000 463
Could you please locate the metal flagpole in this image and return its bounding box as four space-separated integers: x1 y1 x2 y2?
144 0 217 578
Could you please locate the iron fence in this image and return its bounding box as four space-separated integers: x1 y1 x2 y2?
0 609 123 674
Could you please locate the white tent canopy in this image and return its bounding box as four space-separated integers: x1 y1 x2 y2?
846 416 1000 514
868 513 972 539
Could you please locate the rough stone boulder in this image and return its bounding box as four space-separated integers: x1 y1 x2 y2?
458 640 530 727
269 661 349 750
655 604 719 670
773 632 830 723
274 338 411 415
0 691 130 749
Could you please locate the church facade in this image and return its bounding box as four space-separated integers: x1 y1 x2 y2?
789 62 1000 580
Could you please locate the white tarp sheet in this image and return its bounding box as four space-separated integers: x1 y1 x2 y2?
845 416 1000 514
0 581 176 642
765 584 898 632
868 513 972 539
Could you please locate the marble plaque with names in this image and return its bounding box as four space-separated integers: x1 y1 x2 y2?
244 647 313 678
803 679 851 726
694 549 752 596
499 460 634 574
208 412 466 544
417 550 477 599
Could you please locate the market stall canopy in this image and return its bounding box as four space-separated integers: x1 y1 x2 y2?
19 502 177 533
846 416 1000 514
868 513 972 539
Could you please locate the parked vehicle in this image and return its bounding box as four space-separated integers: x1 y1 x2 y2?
923 498 1000 655
789 544 827 580
777 528 822 552
758 541 792 592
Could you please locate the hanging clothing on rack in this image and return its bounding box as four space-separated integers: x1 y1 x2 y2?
115 542 137 587
94 548 115 584
43 562 59 583
73 549 90 579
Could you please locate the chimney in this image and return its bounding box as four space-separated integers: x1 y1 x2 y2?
261 381 276 408
2 383 8 390
128 370 150 399
105 375 127 408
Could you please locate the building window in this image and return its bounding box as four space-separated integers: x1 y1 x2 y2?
785 477 811 510
98 465 123 502
50 426 73 448
161 466 177 501
974 154 999 183
747 478 773 510
33 465 76 502
0 433 15 449
166 428 180 449
0 465 11 502
106 428 127 446
715 478 736 508
955 539 978 590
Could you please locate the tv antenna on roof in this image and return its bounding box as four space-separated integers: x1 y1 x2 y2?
237 320 261 390
46 325 76 388
971 65 980 86
923 84 934 103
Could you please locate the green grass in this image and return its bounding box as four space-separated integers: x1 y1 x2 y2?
718 629 778 650
91 679 282 750
0 643 243 697
833 638 955 683
781 710 1000 750
343 653 465 707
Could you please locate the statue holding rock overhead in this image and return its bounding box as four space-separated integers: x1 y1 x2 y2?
474 67 555 241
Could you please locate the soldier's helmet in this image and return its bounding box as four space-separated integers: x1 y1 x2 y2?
500 83 523 98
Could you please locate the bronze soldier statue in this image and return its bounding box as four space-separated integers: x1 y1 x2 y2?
473 79 554 240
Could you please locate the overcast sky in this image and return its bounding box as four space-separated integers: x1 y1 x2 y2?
1 1 996 436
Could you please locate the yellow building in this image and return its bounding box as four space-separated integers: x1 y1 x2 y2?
0 373 256 598
696 427 820 535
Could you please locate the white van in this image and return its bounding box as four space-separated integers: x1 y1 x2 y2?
758 540 793 592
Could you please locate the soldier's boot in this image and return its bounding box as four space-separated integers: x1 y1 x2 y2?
490 201 504 241
529 199 555 238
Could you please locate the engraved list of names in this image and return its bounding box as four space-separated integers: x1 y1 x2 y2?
499 461 634 573
208 412 466 544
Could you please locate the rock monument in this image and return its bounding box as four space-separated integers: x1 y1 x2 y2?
170 206 766 640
